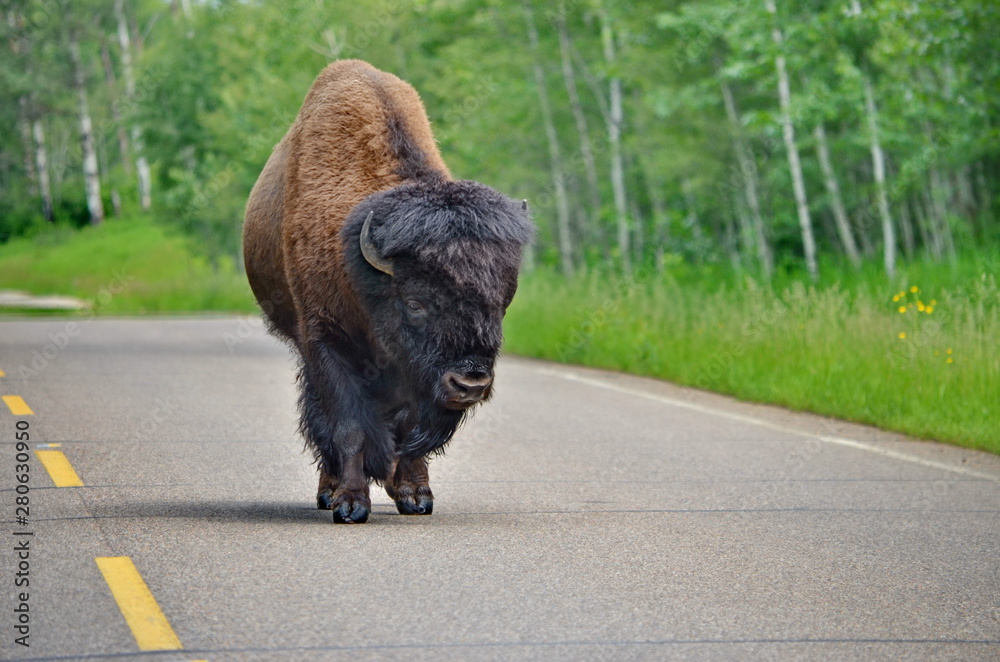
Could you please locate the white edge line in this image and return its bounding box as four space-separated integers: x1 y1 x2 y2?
532 366 1000 483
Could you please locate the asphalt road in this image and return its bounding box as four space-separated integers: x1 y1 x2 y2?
0 317 997 661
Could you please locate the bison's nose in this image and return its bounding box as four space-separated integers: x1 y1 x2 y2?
442 371 493 408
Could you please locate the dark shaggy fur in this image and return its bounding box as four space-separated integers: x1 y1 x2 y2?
243 60 532 523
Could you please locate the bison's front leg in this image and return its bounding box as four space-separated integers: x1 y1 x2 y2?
385 456 433 515
316 468 338 510
327 451 371 523
300 340 393 524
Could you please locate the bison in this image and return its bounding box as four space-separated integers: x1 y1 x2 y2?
243 60 532 523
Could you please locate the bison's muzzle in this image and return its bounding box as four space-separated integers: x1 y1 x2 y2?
441 371 493 410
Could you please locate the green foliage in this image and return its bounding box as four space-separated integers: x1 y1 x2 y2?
2 0 997 272
0 216 254 314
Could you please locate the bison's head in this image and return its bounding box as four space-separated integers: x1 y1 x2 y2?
344 180 533 457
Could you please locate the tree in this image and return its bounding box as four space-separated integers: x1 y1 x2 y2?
115 0 151 209
524 1 574 276
68 31 104 225
555 3 602 253
599 6 630 274
765 0 817 280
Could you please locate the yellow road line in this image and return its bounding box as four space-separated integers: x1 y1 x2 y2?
2 395 33 415
95 557 183 651
34 450 84 487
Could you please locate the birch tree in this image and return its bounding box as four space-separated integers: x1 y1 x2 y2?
32 115 53 222
862 71 895 277
525 1 574 276
556 4 602 251
115 0 151 210
765 0 817 280
599 8 630 274
814 123 860 268
850 0 895 277
720 78 772 279
68 33 105 226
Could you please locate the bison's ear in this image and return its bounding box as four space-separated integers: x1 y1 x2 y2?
521 199 528 213
360 211 394 276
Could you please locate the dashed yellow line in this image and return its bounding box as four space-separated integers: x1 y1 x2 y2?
2 395 33 415
35 450 84 487
95 557 183 651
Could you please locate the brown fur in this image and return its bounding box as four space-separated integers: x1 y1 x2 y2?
244 59 451 345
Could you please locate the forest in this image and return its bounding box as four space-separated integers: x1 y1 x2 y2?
2 0 997 279
2 1 998 448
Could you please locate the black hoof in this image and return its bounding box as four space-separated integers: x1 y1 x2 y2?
331 495 370 524
394 493 433 516
317 491 333 510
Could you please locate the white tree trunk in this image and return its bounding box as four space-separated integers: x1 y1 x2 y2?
17 96 37 193
814 123 860 267
525 1 574 277
32 119 53 222
862 73 896 277
115 0 151 209
600 8 630 274
766 0 817 280
721 79 773 279
557 4 603 251
69 35 105 226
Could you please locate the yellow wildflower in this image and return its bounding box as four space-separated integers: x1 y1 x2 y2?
898 306 906 314
898 332 906 339
892 295 900 302
925 306 934 314
947 348 953 355
917 301 925 312
934 350 941 356
910 285 919 293
931 299 937 306
946 357 954 364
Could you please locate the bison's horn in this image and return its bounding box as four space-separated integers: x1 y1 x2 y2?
360 211 394 276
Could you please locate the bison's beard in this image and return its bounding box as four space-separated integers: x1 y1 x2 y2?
397 401 466 459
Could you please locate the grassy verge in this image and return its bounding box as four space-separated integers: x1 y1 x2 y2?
503 262 999 454
0 217 255 314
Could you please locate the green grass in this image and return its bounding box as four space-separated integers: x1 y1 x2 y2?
2 218 996 453
503 262 999 454
0 217 255 314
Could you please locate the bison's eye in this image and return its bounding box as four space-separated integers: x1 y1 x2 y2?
403 298 428 325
